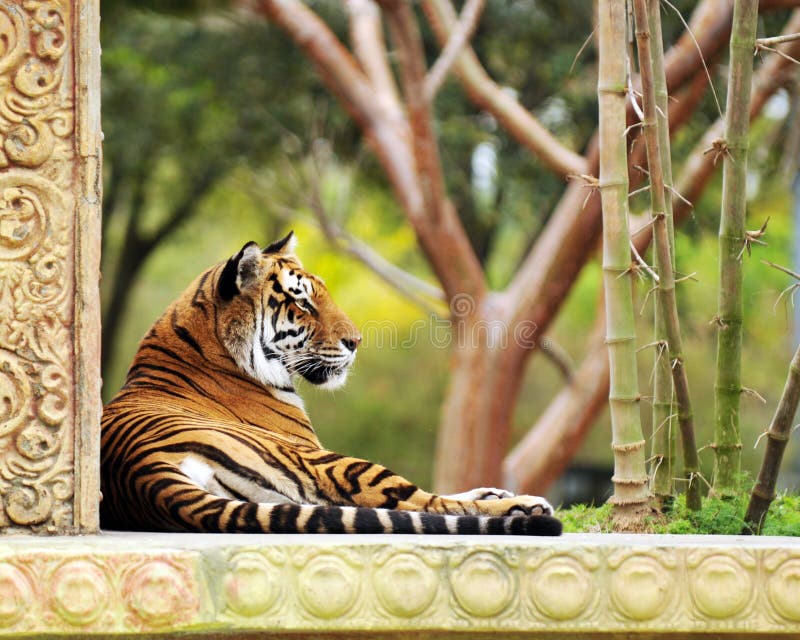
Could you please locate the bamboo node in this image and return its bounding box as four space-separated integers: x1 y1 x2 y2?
567 173 600 188
713 442 743 452
611 439 646 453
702 138 732 166
750 486 776 501
604 335 636 345
611 474 650 485
709 314 727 328
607 495 651 507
737 217 769 260
567 173 600 209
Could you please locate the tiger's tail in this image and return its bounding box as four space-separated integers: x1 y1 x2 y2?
142 480 562 535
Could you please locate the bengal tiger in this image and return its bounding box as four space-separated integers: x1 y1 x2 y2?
100 232 561 535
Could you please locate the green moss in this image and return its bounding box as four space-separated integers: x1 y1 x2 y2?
558 502 615 534
558 493 800 535
761 494 800 536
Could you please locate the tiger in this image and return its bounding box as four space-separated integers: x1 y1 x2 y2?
100 232 561 535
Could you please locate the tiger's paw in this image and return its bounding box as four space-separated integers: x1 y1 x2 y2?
497 495 554 517
442 487 515 501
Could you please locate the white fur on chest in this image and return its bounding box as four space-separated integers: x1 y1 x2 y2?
179 456 216 491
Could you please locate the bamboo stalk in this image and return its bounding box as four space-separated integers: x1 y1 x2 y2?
504 10 800 496
647 0 676 505
744 341 800 533
598 0 650 527
713 0 760 496
633 0 701 510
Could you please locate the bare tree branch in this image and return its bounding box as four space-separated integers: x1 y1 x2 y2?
424 0 486 102
381 0 487 299
539 337 575 382
304 166 447 314
504 318 608 494
315 220 447 316
421 0 588 177
763 0 800 7
346 0 404 123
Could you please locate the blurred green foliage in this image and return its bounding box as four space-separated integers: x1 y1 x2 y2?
101 0 800 492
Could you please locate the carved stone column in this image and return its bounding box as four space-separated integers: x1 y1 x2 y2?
0 0 101 533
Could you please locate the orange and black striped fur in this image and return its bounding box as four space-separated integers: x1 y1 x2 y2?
101 233 561 535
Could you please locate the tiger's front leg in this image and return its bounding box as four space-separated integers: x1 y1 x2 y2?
441 488 515 501
302 449 553 517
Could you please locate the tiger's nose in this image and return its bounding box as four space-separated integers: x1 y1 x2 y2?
341 335 361 352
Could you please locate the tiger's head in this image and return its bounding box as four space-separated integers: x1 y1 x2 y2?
214 232 361 392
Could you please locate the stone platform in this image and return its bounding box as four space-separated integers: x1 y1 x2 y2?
0 532 797 637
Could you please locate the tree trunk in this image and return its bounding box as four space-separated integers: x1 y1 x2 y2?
713 0 759 496
433 294 526 491
503 318 609 494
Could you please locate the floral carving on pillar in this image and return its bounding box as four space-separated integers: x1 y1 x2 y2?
0 0 101 533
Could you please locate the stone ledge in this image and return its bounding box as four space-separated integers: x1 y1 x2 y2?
0 532 798 637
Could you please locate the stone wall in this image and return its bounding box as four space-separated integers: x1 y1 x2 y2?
0 533 797 636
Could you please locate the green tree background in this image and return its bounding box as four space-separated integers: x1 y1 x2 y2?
100 1 800 496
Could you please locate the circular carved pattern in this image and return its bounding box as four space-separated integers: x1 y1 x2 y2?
224 552 281 617
51 560 109 626
16 424 58 460
0 564 32 627
690 555 751 619
373 553 438 618
5 118 55 167
0 185 48 259
767 559 800 622
14 57 58 98
610 556 672 621
5 484 53 526
297 555 358 619
451 553 514 618
125 562 194 626
528 557 593 620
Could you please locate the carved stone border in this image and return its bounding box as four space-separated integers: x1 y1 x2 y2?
0 0 101 533
0 533 796 635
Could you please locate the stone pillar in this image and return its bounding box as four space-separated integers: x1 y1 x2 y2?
0 0 101 534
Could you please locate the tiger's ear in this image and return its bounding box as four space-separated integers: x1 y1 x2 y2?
218 241 262 301
263 230 297 256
